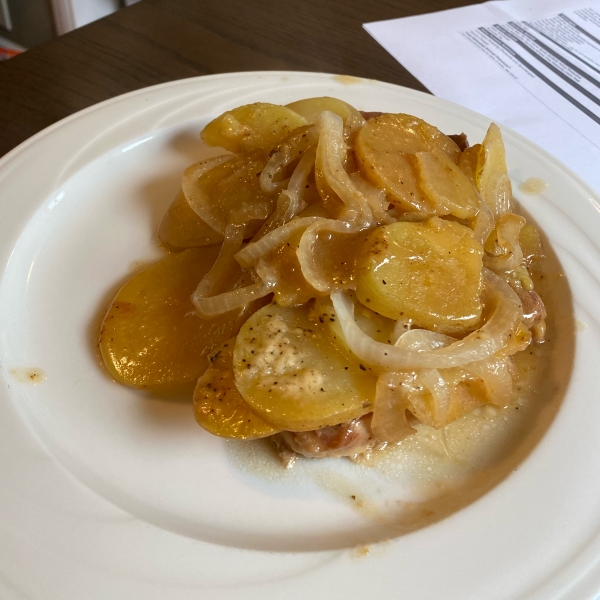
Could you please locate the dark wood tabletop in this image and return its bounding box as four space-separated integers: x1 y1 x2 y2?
0 0 481 158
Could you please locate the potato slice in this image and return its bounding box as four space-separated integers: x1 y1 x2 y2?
233 303 377 431
355 218 484 335
201 102 307 154
286 97 359 125
194 340 280 439
100 247 253 389
158 189 223 250
355 113 460 213
415 148 480 219
182 152 276 238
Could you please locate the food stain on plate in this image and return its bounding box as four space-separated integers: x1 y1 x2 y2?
519 177 548 195
332 75 364 85
10 367 47 385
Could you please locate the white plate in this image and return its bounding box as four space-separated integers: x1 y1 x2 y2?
0 72 599 600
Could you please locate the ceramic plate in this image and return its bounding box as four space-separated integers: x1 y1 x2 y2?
1 72 599 600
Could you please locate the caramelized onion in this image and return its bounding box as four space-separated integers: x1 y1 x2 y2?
182 155 236 234
194 223 244 300
395 329 453 351
192 224 273 317
316 111 372 225
297 219 361 292
484 213 526 273
259 126 317 194
421 369 451 424
235 216 322 268
465 358 513 407
471 199 495 246
331 269 523 370
349 172 394 225
193 280 273 318
371 373 416 443
483 172 513 219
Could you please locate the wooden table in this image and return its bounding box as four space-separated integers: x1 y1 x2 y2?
0 0 480 157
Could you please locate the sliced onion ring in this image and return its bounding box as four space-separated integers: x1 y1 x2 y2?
371 372 416 443
317 110 372 226
192 279 273 318
297 218 359 292
331 268 523 370
235 216 323 268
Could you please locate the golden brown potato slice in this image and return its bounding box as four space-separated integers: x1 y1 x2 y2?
194 340 280 439
285 97 359 124
355 113 460 213
355 218 484 335
100 247 252 389
233 303 377 431
158 189 223 250
201 102 307 154
415 148 480 219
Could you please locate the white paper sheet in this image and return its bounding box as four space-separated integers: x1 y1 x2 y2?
365 0 600 192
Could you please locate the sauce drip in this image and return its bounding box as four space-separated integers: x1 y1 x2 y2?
519 177 548 195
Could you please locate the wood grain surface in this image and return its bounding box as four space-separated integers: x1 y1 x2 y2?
0 0 481 157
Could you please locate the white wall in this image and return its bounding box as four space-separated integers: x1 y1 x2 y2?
72 0 120 28
51 0 140 35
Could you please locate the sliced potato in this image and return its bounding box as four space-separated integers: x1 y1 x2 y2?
201 102 307 154
415 148 480 219
355 113 460 213
194 340 280 439
286 97 359 124
355 218 484 335
182 152 275 238
158 189 223 250
233 303 377 431
100 248 253 389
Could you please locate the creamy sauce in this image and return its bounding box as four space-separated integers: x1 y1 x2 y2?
10 367 47 385
519 177 548 195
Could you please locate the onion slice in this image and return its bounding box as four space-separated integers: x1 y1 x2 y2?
182 155 237 234
297 218 361 292
235 216 323 268
331 268 523 370
192 223 272 317
316 111 372 226
484 213 526 273
252 148 317 240
371 373 416 443
192 279 273 318
259 127 317 194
